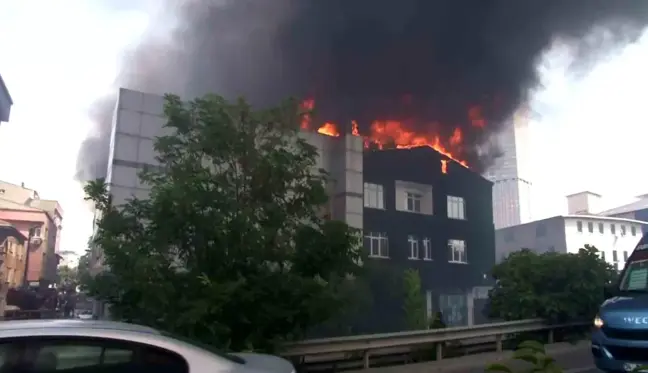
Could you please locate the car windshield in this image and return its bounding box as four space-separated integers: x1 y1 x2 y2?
619 258 648 293
161 332 245 364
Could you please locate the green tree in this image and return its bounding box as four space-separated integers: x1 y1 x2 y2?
402 269 427 330
84 94 363 352
488 245 617 323
57 265 78 290
76 250 92 291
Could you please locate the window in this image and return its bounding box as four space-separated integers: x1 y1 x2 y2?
447 196 466 220
32 227 42 237
408 235 419 259
364 183 384 209
601 251 606 262
576 221 583 232
611 224 616 235
587 222 594 233
0 338 189 373
405 192 422 213
613 250 618 263
422 238 432 260
535 223 546 237
598 223 604 234
621 225 627 235
632 226 637 236
624 251 629 261
448 239 467 263
364 232 389 258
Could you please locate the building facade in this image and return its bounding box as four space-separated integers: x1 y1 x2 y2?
0 222 27 315
93 88 496 328
482 109 533 229
0 73 12 123
359 147 495 332
0 181 63 286
495 215 646 270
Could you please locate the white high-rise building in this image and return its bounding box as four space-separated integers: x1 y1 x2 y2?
482 109 533 229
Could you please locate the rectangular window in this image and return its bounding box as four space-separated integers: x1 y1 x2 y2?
408 235 419 260
601 251 606 262
405 192 422 213
33 227 42 237
447 196 466 220
576 221 583 232
624 251 629 261
364 232 389 258
448 239 467 264
621 225 627 235
613 250 618 262
632 226 637 236
587 222 594 233
422 238 432 260
611 224 616 235
598 223 604 234
363 183 384 209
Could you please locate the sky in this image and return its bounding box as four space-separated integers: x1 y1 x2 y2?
0 1 647 261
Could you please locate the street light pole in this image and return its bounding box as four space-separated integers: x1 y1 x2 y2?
22 227 35 288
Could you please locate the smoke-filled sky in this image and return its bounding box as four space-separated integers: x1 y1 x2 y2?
2 0 648 255
77 0 648 178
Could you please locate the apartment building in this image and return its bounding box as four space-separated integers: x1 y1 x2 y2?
0 221 27 315
0 73 12 123
358 147 496 332
0 182 63 287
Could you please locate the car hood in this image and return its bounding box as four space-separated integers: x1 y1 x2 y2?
600 295 648 328
231 352 295 373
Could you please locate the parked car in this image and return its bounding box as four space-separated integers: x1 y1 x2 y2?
0 319 295 373
75 310 94 320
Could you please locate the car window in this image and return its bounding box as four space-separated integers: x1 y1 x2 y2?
0 337 188 373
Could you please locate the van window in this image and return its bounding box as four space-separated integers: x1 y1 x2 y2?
619 259 648 292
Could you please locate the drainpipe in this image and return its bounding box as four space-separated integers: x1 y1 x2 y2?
22 228 35 287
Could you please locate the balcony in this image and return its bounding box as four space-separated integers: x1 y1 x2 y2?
0 73 12 123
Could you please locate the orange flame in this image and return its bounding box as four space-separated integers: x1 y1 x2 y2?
299 99 484 168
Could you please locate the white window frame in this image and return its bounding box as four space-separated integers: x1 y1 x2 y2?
405 192 422 213
422 238 432 260
364 183 385 209
365 232 389 258
408 235 419 260
448 239 467 264
447 196 466 220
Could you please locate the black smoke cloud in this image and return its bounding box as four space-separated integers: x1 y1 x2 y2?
76 0 648 180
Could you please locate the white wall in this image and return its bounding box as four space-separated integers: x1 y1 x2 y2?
495 217 567 262
563 217 643 270
495 215 646 270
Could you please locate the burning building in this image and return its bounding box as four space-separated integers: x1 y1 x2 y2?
92 87 495 330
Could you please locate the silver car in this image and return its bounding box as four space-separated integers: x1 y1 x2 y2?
0 319 296 373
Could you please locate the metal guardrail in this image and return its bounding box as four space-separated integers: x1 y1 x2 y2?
283 319 590 369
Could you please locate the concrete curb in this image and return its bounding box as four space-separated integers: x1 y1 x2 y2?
366 341 591 373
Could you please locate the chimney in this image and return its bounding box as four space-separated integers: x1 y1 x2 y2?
566 191 602 215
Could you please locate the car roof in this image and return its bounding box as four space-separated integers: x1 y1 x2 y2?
0 319 162 335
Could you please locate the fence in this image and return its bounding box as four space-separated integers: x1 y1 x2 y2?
283 318 590 369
